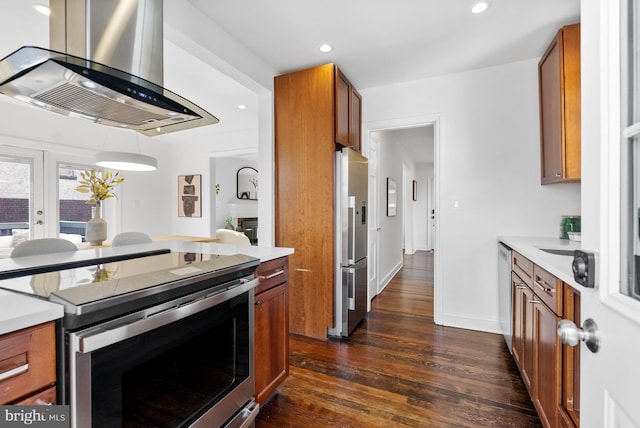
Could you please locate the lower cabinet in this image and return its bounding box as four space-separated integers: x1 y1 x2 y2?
559 284 581 428
511 251 579 428
254 256 289 405
0 321 56 405
532 298 562 428
512 273 534 391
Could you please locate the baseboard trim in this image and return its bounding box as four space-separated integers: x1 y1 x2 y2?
377 259 403 294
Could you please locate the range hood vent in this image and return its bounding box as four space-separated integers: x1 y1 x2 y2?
0 0 218 136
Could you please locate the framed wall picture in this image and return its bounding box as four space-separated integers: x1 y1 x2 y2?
178 174 202 217
412 180 417 201
387 178 397 216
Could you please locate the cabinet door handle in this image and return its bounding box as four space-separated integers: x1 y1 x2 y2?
534 280 553 293
255 301 262 306
0 363 29 382
259 269 285 280
555 172 562 177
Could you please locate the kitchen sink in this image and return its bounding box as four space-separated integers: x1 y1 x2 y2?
539 248 575 256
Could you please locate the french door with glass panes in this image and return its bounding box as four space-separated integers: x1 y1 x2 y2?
0 146 96 252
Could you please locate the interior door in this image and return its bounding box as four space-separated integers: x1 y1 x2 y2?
577 1 640 425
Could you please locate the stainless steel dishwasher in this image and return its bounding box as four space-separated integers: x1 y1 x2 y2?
498 242 512 353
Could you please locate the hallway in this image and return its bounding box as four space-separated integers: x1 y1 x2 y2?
256 251 541 427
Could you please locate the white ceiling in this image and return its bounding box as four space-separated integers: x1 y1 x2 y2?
188 0 580 90
0 0 580 160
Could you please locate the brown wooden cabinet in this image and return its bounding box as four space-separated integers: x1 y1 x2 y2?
254 256 289 404
559 284 581 428
335 68 362 152
539 23 581 184
274 63 362 339
511 251 576 428
512 272 534 392
532 292 562 428
0 321 56 405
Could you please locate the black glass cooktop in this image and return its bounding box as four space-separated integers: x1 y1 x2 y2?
0 251 258 308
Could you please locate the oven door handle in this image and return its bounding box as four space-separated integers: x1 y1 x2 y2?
70 278 257 353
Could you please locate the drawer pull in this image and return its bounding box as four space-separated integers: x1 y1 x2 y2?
534 280 553 293
259 269 285 280
0 363 29 382
529 298 542 304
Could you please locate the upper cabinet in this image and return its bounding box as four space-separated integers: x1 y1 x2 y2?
538 23 581 185
335 68 362 153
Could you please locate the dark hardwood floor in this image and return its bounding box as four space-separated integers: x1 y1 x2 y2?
256 251 541 427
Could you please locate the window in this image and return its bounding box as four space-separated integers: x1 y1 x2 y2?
621 0 640 298
58 163 93 244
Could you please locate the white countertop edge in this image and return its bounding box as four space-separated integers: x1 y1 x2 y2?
498 235 583 290
0 289 63 335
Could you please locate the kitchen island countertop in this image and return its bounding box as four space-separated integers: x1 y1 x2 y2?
0 289 63 335
0 240 293 335
498 236 582 290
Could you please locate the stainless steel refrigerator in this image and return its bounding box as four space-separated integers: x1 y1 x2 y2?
328 147 368 337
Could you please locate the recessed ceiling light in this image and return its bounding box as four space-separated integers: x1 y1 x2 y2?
319 44 333 53
471 2 489 14
238 104 247 110
32 4 50 15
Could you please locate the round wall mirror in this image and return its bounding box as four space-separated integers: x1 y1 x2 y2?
237 167 258 200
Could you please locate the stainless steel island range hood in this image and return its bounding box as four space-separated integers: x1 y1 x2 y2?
0 0 218 136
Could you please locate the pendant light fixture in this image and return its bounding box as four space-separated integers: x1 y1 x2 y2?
95 129 158 171
95 151 158 171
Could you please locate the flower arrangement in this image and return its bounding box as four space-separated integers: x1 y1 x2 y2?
75 168 125 205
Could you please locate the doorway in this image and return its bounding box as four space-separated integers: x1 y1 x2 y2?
363 115 440 321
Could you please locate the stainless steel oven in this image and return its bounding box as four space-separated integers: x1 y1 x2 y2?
0 250 260 428
66 274 259 428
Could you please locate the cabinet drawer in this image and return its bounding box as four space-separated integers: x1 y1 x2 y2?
14 386 57 405
512 251 534 287
533 265 563 316
0 322 56 404
255 257 289 294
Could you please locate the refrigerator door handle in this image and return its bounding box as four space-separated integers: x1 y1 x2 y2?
347 267 355 311
348 195 356 265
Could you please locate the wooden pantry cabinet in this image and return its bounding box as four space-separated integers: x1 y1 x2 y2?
274 63 362 339
511 251 580 428
254 256 289 404
538 23 581 184
0 321 57 405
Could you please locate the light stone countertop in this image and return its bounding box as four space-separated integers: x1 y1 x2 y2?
498 236 582 289
0 241 294 335
0 289 63 335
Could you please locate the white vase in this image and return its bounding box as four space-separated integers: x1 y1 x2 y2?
86 202 107 246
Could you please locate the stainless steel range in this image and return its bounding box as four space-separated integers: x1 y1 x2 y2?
0 250 260 428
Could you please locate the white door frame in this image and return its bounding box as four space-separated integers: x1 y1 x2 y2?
362 114 442 323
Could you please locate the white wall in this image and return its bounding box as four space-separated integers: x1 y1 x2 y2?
376 134 413 285
362 58 581 333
